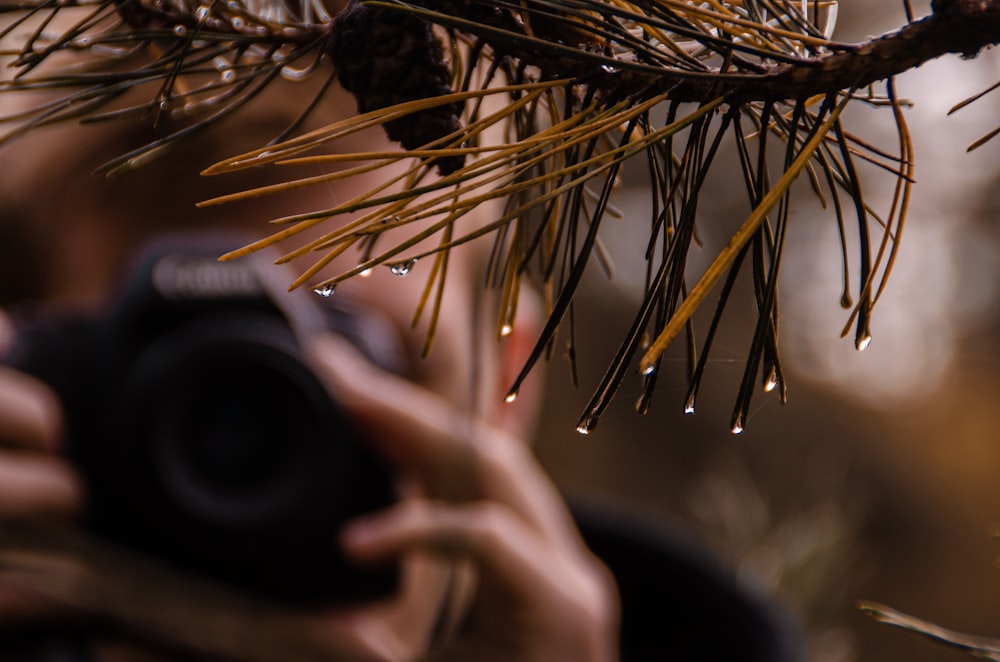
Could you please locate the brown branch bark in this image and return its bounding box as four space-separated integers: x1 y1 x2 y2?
423 0 1000 103
707 0 1000 103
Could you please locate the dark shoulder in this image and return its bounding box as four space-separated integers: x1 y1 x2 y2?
571 497 805 662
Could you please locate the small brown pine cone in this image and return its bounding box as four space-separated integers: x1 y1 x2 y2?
329 0 465 175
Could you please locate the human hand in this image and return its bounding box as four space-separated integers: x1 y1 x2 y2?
306 333 620 662
0 310 83 621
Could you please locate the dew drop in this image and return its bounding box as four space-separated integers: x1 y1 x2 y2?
312 283 336 298
389 259 417 277
195 5 210 19
504 391 518 403
763 370 779 393
731 423 745 435
576 415 597 435
220 68 236 82
280 64 311 81
231 16 245 29
159 99 170 111
601 64 619 74
173 24 187 36
500 323 513 337
358 268 373 278
640 363 656 376
684 398 696 415
856 334 872 352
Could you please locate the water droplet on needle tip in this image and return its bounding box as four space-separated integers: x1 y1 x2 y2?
389 259 417 277
312 284 335 298
856 334 872 352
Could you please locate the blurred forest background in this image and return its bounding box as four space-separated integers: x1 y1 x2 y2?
533 3 1000 661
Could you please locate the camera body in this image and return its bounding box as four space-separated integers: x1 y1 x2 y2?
2 235 401 605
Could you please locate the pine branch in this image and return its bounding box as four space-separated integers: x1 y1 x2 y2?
3 0 999 432
400 0 1000 104
859 600 1000 661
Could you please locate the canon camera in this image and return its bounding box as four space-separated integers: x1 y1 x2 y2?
1 234 401 604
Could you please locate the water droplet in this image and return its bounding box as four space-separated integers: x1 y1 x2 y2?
640 363 656 376
504 390 518 403
856 334 872 352
684 397 696 415
312 283 336 298
231 16 245 29
358 268 373 278
601 64 619 74
195 5 210 19
280 64 311 81
173 24 187 36
159 99 169 111
731 423 744 435
576 415 597 435
389 259 417 277
500 323 513 337
763 370 779 393
220 68 236 82
840 292 853 309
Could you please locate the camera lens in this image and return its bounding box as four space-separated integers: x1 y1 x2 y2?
172 387 292 495
89 309 398 603
151 345 323 528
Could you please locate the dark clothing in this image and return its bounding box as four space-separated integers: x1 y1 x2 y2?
573 497 805 662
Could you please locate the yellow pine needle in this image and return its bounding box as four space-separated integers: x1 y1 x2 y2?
203 79 570 175
497 248 521 341
639 93 850 374
351 97 725 271
290 97 638 254
660 0 834 50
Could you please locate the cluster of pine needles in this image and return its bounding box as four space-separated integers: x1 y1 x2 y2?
1 0 997 432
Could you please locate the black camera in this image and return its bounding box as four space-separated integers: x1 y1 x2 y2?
1 234 402 605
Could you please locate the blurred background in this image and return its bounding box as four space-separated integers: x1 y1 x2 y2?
533 2 1000 660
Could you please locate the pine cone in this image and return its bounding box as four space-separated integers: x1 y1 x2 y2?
329 0 465 175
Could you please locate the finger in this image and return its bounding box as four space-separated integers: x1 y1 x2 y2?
0 311 13 356
0 581 72 625
0 452 82 517
308 335 582 548
0 366 63 452
340 500 603 609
